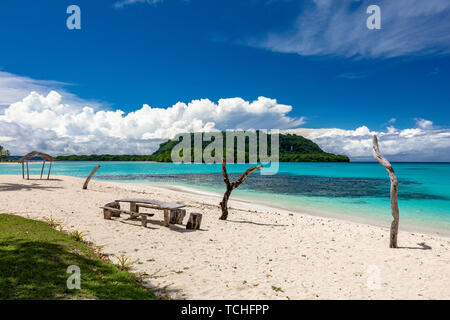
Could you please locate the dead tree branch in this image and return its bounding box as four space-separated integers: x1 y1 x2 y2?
373 135 399 248
219 158 262 220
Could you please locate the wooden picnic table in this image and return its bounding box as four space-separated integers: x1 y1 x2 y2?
115 198 186 227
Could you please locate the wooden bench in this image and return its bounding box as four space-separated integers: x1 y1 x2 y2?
100 206 154 227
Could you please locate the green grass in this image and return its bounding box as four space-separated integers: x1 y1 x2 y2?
0 214 157 300
271 285 284 293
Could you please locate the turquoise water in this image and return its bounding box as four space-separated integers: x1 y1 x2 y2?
2 161 450 235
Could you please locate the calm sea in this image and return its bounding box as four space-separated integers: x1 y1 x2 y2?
2 161 449 235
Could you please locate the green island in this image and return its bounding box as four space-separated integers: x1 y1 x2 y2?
54 132 349 162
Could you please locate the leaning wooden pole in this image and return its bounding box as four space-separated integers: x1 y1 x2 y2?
22 162 24 179
83 165 100 190
40 160 46 179
219 158 262 220
373 135 399 248
47 161 52 180
26 161 29 180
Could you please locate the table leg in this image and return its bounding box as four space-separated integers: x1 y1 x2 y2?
130 202 139 219
141 215 147 227
163 209 169 227
130 202 138 212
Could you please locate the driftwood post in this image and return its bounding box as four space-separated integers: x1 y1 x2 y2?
47 161 52 180
373 135 399 248
163 209 170 227
141 215 148 227
82 165 100 190
219 158 262 220
169 209 186 224
103 201 121 218
40 160 46 179
186 213 203 230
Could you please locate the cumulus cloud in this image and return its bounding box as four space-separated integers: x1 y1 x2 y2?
0 90 304 155
1 73 448 161
415 118 434 130
285 123 450 161
253 0 450 58
0 71 65 108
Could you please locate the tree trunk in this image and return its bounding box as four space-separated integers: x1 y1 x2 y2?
169 209 186 224
103 202 120 218
219 158 262 220
83 165 100 189
373 135 399 248
141 214 148 227
103 210 112 220
219 188 232 220
163 209 170 227
186 213 203 230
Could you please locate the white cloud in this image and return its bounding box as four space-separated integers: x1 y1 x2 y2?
253 0 450 58
285 121 450 161
0 90 305 155
0 71 64 107
415 118 434 130
0 71 103 111
114 0 162 9
1 72 448 161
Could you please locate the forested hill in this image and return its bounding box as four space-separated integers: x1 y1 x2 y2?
55 132 349 162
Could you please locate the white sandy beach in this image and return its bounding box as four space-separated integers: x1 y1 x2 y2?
0 175 449 300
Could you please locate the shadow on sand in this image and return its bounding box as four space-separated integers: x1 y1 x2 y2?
399 242 432 250
116 217 208 232
22 178 63 181
227 219 288 227
0 183 62 192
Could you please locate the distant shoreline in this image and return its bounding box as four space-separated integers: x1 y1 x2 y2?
4 160 450 164
1 161 449 237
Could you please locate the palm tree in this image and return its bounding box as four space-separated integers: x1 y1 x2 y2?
0 145 10 161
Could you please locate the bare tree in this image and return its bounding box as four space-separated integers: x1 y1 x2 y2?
372 135 399 248
219 158 262 220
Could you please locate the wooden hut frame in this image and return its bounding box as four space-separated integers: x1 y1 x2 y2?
18 151 55 180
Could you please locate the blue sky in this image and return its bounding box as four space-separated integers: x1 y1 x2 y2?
0 0 449 160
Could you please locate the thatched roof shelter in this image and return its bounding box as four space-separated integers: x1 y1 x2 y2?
18 151 55 163
18 151 55 180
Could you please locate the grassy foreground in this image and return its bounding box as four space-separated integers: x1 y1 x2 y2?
0 214 156 300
